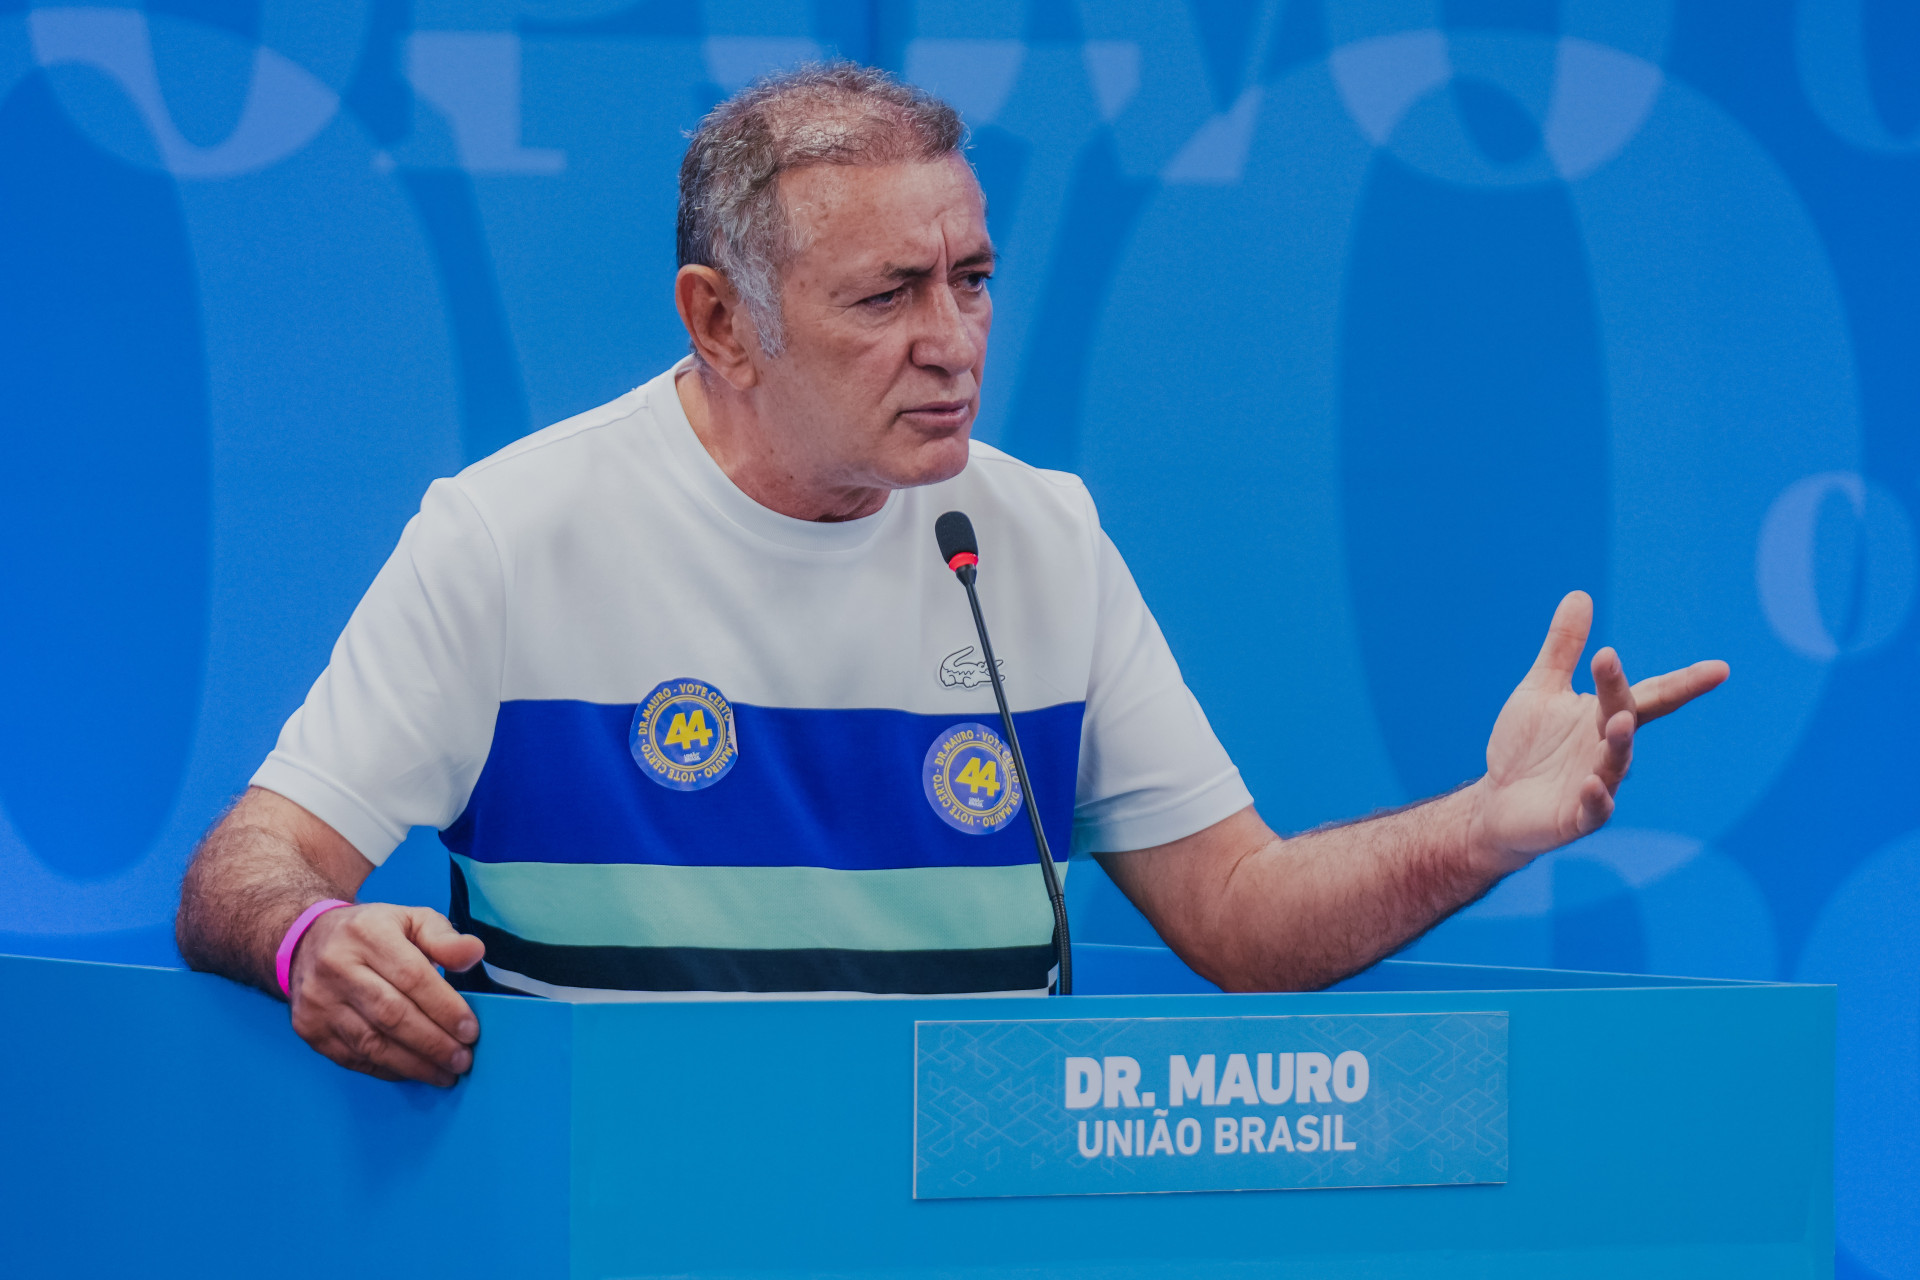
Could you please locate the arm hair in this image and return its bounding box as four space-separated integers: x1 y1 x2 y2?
1101 784 1496 992
176 788 372 997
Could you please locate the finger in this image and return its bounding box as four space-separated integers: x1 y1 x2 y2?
1596 708 1635 790
341 965 473 1076
311 1005 456 1086
1524 591 1593 690
323 1009 459 1088
412 908 486 975
1591 647 1635 731
345 1052 427 1085
1629 659 1731 725
1573 775 1615 838
400 910 484 1044
386 954 481 1052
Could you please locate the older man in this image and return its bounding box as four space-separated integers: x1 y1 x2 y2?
177 65 1726 1087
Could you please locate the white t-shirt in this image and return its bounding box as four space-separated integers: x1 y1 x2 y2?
254 362 1250 998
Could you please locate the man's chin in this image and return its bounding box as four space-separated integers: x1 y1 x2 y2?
883 436 973 491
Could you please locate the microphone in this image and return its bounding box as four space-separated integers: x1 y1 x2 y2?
934 511 1073 995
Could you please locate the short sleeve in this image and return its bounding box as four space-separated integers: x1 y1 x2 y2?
250 478 506 864
1071 523 1251 855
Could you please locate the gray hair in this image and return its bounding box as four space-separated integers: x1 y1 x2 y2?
676 62 967 357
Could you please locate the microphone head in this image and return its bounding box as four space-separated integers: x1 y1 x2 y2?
935 511 978 571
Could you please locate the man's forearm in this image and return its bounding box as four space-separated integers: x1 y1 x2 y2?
1229 783 1496 990
1110 785 1500 993
176 807 345 996
178 789 482 1086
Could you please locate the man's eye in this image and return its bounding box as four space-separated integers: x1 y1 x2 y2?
962 272 992 291
861 287 904 308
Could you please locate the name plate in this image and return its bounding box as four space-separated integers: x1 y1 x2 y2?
913 1012 1508 1199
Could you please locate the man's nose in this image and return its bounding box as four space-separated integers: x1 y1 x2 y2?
910 281 983 376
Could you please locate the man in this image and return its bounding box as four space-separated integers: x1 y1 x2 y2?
177 65 1727 1088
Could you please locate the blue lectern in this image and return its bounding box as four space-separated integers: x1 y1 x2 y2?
0 947 1831 1278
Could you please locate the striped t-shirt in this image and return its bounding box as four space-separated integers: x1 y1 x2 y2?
253 361 1251 999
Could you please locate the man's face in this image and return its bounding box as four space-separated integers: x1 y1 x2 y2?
755 155 993 495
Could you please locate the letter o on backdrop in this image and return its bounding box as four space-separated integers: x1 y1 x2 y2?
1756 472 1914 662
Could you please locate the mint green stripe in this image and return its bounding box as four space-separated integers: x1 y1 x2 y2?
453 855 1067 951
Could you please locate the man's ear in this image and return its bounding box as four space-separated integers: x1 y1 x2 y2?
676 265 762 389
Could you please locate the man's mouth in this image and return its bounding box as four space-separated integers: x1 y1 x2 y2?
900 400 972 427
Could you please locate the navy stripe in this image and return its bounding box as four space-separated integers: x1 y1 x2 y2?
451 860 1052 993
468 923 1055 994
444 699 1084 870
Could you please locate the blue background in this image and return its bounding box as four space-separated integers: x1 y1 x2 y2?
0 1 1910 1272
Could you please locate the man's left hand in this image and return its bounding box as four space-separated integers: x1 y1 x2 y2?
1469 590 1729 875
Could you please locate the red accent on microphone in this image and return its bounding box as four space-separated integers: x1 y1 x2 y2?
946 552 979 572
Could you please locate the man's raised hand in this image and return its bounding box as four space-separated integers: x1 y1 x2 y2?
287 904 485 1088
1469 591 1729 876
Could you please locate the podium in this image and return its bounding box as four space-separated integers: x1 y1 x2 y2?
0 947 1831 1278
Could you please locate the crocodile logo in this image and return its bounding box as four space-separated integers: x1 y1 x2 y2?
938 645 1005 691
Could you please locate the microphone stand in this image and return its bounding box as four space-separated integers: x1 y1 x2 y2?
952 560 1073 995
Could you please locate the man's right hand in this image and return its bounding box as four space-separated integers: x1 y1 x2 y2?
286 903 484 1088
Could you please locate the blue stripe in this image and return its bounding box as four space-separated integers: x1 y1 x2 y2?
444 700 1085 870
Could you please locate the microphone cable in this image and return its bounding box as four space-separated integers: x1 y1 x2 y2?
934 510 1072 995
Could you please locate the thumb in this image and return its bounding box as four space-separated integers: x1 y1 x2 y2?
407 907 486 973
1523 591 1594 690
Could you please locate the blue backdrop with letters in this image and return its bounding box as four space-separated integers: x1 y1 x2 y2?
0 2 1913 1272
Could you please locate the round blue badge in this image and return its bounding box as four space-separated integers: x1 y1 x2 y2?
630 678 737 791
923 722 1023 835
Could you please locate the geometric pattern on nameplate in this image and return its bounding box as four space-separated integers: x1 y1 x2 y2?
913 1012 1507 1199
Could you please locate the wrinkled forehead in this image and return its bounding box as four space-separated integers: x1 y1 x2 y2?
777 156 989 271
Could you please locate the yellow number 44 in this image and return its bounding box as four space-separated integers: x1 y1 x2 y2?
663 710 714 751
955 755 999 797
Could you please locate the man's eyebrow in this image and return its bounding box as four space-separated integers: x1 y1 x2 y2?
871 249 997 282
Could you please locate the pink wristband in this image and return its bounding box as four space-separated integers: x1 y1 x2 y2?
276 899 350 997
